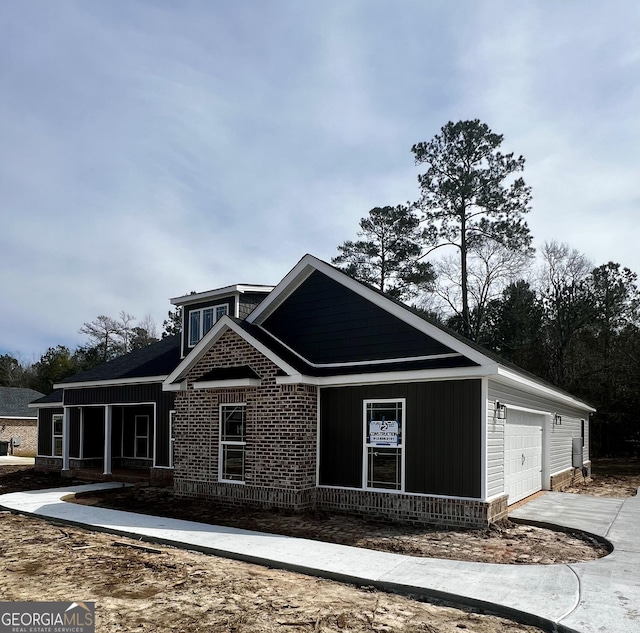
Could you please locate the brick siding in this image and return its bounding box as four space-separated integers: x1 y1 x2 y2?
0 417 38 456
315 488 509 528
173 329 318 509
551 462 592 490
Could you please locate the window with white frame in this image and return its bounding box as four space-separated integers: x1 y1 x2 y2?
169 410 175 469
219 404 246 483
188 304 229 347
52 414 63 457
135 415 150 458
364 399 404 491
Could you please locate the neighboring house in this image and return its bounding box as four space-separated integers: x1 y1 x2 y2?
0 387 44 456
32 256 593 527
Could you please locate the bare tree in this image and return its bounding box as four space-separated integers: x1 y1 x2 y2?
538 241 594 386
79 315 124 362
426 240 534 339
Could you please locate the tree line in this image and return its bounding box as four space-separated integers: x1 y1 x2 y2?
333 120 639 457
0 310 179 395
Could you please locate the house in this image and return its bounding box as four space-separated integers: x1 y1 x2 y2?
32 256 593 526
0 387 44 456
31 285 273 485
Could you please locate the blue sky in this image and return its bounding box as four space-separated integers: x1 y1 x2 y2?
1 0 638 361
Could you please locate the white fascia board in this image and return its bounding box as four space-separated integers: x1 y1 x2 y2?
253 325 464 369
28 402 61 409
54 375 167 389
493 367 596 413
246 256 317 324
0 414 37 419
170 285 274 307
276 364 497 388
163 315 299 390
163 380 187 392
194 378 262 389
247 255 492 367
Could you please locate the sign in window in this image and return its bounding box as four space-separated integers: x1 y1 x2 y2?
364 400 404 491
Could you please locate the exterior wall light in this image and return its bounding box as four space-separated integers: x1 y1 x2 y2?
495 401 506 420
554 413 562 425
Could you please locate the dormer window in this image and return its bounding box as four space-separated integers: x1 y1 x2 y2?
189 304 229 347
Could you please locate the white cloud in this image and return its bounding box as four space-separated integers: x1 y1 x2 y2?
0 0 638 359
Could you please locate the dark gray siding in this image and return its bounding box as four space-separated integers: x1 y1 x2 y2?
239 292 270 319
182 297 236 353
263 271 460 364
63 384 174 468
320 380 482 498
69 408 81 458
37 408 62 455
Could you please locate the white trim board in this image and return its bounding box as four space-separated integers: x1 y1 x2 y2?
247 255 492 366
54 375 168 389
163 316 299 390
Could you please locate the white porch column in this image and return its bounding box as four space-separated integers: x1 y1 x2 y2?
79 408 84 460
103 405 112 475
62 407 70 471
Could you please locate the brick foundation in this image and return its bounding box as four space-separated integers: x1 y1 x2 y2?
316 488 508 528
150 467 174 487
34 456 62 472
175 479 315 510
551 462 592 490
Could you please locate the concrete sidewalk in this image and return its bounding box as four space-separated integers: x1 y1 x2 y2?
0 455 35 465
1 485 638 633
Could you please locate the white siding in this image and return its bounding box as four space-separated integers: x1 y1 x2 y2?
486 400 505 499
487 379 591 494
549 415 588 476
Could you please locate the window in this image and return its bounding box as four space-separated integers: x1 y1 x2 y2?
219 404 246 483
169 410 175 469
364 399 404 491
189 304 229 347
135 415 150 458
52 414 63 457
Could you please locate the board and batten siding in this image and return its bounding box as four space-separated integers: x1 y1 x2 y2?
63 384 174 468
37 408 62 456
488 380 590 487
320 379 482 499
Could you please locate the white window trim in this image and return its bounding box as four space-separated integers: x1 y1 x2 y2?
218 403 246 484
52 414 63 458
134 415 150 459
169 410 175 469
362 398 406 492
188 303 229 348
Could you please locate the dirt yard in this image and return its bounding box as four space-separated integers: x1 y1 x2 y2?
0 459 637 632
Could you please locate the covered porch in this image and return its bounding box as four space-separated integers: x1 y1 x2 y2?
61 403 156 477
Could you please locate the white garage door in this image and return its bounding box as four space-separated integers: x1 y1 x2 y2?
505 410 543 504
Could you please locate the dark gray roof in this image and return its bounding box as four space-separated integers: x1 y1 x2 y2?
59 335 181 385
0 387 45 417
30 389 63 406
236 319 477 377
